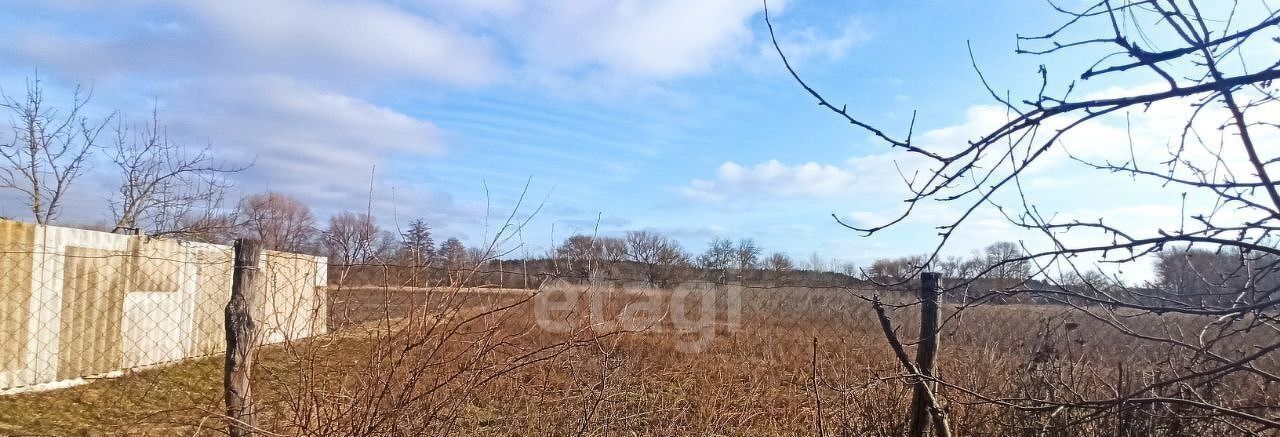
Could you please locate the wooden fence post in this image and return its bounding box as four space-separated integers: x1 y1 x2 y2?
908 272 943 437
225 239 260 437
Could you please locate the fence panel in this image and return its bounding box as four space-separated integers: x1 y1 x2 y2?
0 220 327 392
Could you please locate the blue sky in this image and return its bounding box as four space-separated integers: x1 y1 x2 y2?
0 0 1270 277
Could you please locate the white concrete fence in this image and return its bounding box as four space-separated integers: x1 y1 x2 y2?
0 220 327 393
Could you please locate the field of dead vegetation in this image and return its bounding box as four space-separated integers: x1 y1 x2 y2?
1 284 1275 436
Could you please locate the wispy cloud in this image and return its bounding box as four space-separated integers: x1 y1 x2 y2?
513 1 765 81
680 152 920 203
756 17 871 66
3 1 505 87
141 75 447 225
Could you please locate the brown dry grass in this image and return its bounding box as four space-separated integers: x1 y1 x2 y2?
1 284 1276 436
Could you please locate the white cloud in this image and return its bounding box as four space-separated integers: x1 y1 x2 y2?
0 74 466 226
681 87 1278 280
757 18 870 65
683 150 934 203
826 89 1272 205
912 105 1011 153
514 0 764 81
406 0 528 21
185 0 504 86
2 0 905 242
162 75 443 209
682 105 1018 203
682 159 859 201
843 210 886 228
3 0 505 87
4 0 807 98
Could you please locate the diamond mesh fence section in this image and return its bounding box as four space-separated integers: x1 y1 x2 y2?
1 228 1277 436
0 221 324 394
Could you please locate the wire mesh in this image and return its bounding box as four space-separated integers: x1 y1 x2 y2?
0 220 326 393
1 224 1277 435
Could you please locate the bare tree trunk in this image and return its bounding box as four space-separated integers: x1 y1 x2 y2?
909 272 943 437
225 239 260 436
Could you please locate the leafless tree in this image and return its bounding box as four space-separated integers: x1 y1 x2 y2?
1152 246 1279 307
765 251 795 272
555 234 604 280
0 76 112 224
552 234 629 281
982 241 1030 284
935 254 983 282
463 246 486 267
697 237 736 277
323 210 393 264
600 236 627 266
868 254 926 284
237 191 315 253
764 251 795 284
772 0 1280 432
736 238 762 271
181 212 240 245
624 230 689 287
438 237 467 269
805 252 830 272
837 260 859 277
107 108 244 236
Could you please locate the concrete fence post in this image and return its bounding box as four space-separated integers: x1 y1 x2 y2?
225 239 260 437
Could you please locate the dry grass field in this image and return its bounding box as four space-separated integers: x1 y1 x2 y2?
1 284 1276 436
